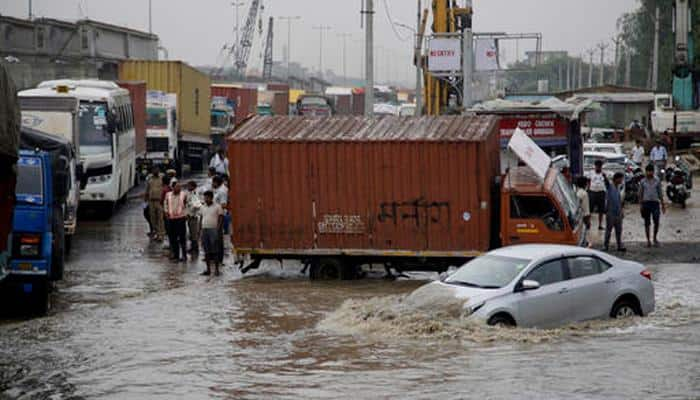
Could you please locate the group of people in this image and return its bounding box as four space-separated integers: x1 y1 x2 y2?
144 163 229 276
575 141 668 252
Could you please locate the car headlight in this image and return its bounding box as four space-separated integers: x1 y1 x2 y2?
88 174 112 184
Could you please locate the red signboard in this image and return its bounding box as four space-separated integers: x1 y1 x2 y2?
499 117 568 138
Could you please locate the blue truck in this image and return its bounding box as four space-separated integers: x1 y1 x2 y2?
7 129 71 313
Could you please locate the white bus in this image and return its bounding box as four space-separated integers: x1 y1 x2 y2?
25 80 136 215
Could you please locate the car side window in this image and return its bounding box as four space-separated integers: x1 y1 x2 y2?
526 259 565 286
568 256 603 279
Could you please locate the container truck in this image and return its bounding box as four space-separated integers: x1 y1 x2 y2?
17 94 82 249
211 85 258 125
119 61 212 172
210 96 235 149
228 115 585 280
0 64 20 283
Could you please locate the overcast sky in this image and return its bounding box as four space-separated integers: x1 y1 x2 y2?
2 0 638 84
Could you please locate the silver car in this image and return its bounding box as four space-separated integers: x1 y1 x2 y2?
429 244 655 329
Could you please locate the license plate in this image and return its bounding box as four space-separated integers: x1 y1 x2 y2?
18 263 33 271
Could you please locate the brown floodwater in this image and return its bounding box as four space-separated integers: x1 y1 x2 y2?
1 198 699 400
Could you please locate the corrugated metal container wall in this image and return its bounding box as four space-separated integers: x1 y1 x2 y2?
118 60 211 137
211 85 258 124
228 115 501 254
333 95 352 115
352 92 365 115
272 92 288 115
266 83 289 92
116 80 147 157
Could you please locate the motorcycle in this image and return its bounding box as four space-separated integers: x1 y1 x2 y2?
624 167 645 203
666 156 692 208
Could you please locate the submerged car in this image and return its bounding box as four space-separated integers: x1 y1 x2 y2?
430 244 655 329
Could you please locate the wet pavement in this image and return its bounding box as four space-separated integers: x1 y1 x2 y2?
0 182 699 399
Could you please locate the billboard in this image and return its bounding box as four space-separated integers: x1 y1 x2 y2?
499 116 568 138
428 38 462 72
475 38 500 71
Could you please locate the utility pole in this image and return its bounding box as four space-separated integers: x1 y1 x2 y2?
363 0 374 116
415 0 422 116
598 42 608 86
578 56 584 89
612 35 622 85
28 0 33 20
462 0 474 108
651 5 660 90
566 57 571 90
587 49 595 87
279 16 301 80
313 25 332 78
337 33 352 85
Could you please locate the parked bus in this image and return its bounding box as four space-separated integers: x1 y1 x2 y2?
27 80 136 215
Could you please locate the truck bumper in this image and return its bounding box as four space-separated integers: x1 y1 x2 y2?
9 260 49 276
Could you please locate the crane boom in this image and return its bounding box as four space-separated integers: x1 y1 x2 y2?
262 17 274 80
234 0 262 77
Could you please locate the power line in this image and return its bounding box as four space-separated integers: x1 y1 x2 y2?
382 0 410 42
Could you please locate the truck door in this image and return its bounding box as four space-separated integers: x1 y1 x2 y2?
505 195 568 245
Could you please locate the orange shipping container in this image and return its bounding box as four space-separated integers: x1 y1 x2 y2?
116 80 147 157
228 115 501 256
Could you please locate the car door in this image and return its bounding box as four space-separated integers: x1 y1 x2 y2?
565 256 611 321
515 258 571 328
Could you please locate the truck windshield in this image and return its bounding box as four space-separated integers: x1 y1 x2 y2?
147 107 168 129
210 111 229 128
553 172 580 228
78 102 111 149
16 157 43 204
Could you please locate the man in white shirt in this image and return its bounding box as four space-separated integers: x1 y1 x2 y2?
585 160 607 230
185 181 202 257
200 190 225 276
631 140 645 165
649 141 668 174
575 176 591 246
209 148 229 176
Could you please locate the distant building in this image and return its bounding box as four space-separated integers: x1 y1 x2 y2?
0 15 159 88
558 85 656 130
524 50 568 66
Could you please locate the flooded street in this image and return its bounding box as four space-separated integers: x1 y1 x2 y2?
1 197 700 400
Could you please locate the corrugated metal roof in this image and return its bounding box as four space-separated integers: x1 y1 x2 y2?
228 115 498 142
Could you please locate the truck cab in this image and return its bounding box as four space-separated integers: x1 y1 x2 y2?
210 96 235 149
500 166 584 247
9 148 69 312
146 91 179 171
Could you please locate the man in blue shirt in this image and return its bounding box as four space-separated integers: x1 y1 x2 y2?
604 172 626 252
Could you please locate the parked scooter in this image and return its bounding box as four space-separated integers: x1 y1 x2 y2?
666 156 692 208
625 167 645 203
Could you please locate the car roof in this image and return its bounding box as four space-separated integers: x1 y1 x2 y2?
583 151 626 159
488 244 596 261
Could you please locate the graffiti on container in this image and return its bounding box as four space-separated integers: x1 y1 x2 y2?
378 197 450 227
318 214 366 234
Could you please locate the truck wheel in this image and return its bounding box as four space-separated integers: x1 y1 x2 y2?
51 207 65 281
30 280 50 315
310 258 344 281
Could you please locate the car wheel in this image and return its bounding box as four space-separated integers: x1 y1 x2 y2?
487 314 516 328
611 299 641 319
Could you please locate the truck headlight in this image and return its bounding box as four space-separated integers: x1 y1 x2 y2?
88 174 112 184
19 234 41 257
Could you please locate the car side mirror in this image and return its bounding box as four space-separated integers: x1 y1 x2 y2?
516 279 541 292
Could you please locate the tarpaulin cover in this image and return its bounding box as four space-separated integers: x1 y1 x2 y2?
0 64 20 160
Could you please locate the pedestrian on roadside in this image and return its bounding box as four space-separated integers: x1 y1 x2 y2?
144 166 165 241
200 190 225 276
209 148 229 176
575 176 591 246
164 182 188 262
650 141 668 177
185 180 202 258
161 175 173 250
603 172 626 253
639 164 667 248
586 159 607 230
631 140 645 166
212 175 228 265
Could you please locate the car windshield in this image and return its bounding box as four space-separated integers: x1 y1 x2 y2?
147 107 168 129
446 255 531 289
16 157 43 204
300 97 328 106
78 102 111 149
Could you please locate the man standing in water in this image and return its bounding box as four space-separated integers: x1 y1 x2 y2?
200 191 225 276
144 166 165 241
586 160 607 230
185 180 202 258
603 173 626 253
639 164 666 247
164 182 188 262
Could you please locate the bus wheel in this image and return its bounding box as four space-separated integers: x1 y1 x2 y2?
30 280 50 315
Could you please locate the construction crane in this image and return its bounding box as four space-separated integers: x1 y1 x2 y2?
262 17 274 80
233 0 263 78
423 1 473 115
